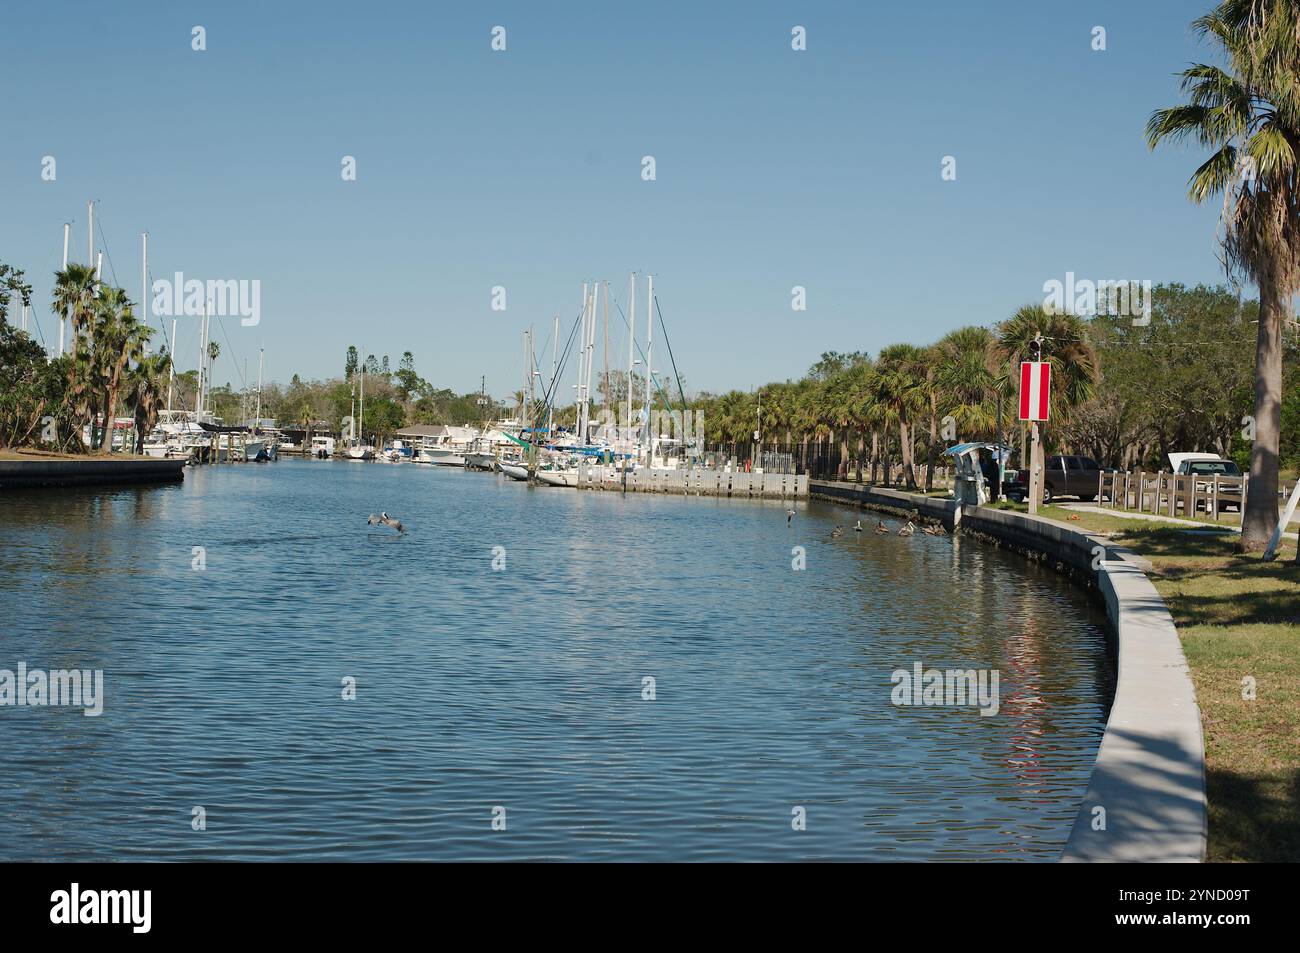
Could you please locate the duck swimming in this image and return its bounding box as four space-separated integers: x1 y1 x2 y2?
830 526 845 538
897 521 916 537
853 520 863 532
874 520 889 535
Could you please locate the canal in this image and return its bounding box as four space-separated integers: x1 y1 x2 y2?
0 458 1113 860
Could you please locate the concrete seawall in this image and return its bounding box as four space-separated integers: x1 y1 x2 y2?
810 480 1207 864
0 457 187 490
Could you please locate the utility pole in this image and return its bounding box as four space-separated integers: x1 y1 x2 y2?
1028 332 1045 515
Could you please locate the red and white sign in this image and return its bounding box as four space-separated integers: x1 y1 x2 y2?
1019 361 1050 421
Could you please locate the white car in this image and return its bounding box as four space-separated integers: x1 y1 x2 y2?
1168 453 1243 512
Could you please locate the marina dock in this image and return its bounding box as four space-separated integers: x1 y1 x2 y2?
571 462 807 499
0 456 186 489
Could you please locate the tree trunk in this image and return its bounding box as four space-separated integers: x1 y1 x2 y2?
900 421 915 488
1243 272 1284 551
925 396 937 493
870 431 879 484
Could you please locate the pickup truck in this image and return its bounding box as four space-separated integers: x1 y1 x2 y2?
1169 453 1243 512
1004 454 1103 504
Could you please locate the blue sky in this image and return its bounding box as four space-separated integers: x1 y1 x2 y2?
1 1 1226 398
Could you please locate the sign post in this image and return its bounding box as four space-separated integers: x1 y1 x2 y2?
1019 354 1051 514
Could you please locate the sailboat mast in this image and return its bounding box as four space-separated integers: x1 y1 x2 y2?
196 300 208 415
602 279 610 441
578 282 589 444
59 223 69 357
166 318 176 414
549 313 558 439
359 349 365 446
255 347 264 426
626 271 635 452
644 274 654 459
586 283 598 443
141 233 148 354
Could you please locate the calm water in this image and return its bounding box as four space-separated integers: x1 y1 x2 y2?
0 459 1113 861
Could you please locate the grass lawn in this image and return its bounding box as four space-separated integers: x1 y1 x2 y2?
993 500 1300 861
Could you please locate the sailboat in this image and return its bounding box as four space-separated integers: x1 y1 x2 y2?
347 356 376 460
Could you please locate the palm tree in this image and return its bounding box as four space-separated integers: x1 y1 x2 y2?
91 288 151 450
125 350 171 453
994 305 1098 422
1147 0 1300 550
51 263 98 360
934 325 999 438
873 344 927 487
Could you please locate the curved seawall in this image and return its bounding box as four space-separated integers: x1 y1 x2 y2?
810 481 1207 863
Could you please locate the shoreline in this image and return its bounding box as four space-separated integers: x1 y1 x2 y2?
0 455 187 490
810 479 1207 864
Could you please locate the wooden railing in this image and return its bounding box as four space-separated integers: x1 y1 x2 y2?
1096 470 1296 524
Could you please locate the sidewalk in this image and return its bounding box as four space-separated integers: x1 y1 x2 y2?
1054 501 1299 540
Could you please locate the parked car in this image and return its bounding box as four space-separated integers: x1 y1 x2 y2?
1005 454 1104 504
1169 453 1243 512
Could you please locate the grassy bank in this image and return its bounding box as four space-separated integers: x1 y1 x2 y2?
1010 502 1300 862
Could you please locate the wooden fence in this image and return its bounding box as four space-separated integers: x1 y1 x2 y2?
1095 470 1296 524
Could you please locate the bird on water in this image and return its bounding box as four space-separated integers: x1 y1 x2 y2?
853 520 863 532
874 521 889 535
368 512 405 533
787 509 795 525
830 526 845 538
897 521 916 537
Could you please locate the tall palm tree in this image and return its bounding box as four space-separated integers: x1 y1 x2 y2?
934 325 999 439
1147 0 1300 550
873 344 927 487
125 350 171 453
92 288 151 450
994 305 1098 423
51 263 98 360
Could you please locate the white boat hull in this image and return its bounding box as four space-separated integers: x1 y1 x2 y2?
534 469 578 487
499 463 530 481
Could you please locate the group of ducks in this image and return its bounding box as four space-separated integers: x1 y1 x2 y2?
828 513 947 539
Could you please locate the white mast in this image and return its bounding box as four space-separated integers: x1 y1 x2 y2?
644 274 654 459
603 279 610 443
58 223 69 357
87 200 93 272
196 300 208 416
141 233 149 354
579 283 592 444
626 271 635 450
165 318 177 414
548 313 558 440
592 282 600 442
255 347 264 427
359 349 365 447
580 283 590 443
96 252 103 282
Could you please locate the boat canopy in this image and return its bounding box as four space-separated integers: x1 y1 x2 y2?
942 442 1013 457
